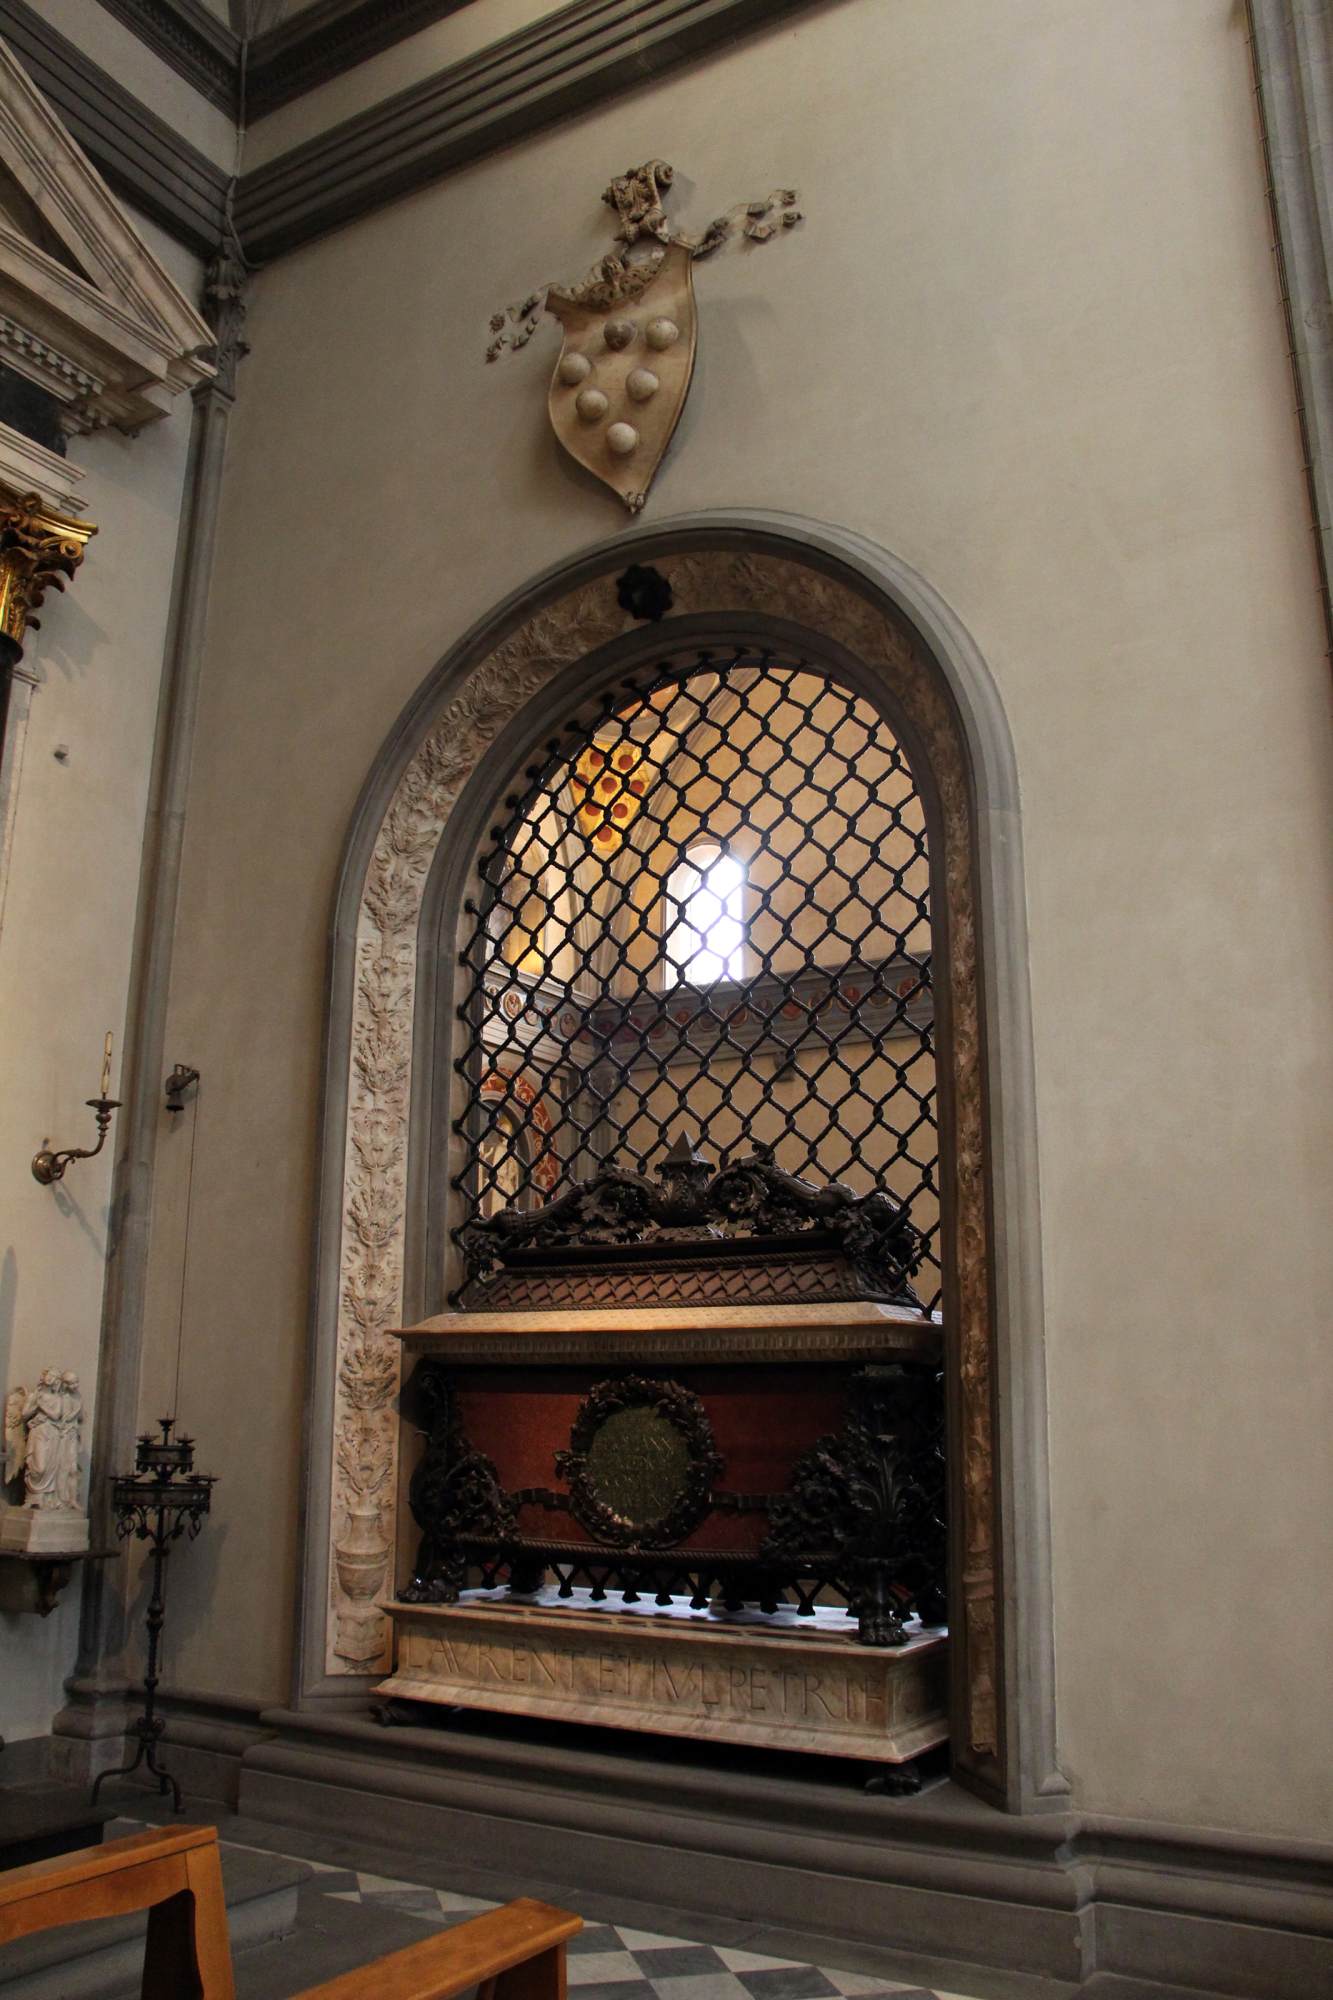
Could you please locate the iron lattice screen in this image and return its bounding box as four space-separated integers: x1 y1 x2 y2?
451 647 940 1309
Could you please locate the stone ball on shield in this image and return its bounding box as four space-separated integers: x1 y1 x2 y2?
576 387 610 423
626 368 660 403
606 422 640 456
604 319 637 351
558 351 592 386
645 318 679 351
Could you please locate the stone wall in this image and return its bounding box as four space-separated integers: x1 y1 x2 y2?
136 0 1333 1839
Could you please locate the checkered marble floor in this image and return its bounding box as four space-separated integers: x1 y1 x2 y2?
273 1853 984 2000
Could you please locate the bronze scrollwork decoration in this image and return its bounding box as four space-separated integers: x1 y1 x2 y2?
402 1362 516 1604
555 1375 723 1550
462 1139 923 1306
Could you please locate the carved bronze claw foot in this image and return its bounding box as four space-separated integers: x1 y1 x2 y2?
864 1759 922 1797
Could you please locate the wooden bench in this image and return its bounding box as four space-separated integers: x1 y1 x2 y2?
0 1822 581 1999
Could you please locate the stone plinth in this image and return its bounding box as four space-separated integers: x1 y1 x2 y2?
377 1592 947 1765
0 1505 88 1554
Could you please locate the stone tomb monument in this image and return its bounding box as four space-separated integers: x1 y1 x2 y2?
375 1149 949 1777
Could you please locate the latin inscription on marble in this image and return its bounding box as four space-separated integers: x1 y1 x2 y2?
403 1630 888 1725
381 1610 949 1760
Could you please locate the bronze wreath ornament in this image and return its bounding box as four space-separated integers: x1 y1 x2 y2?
555 1375 723 1549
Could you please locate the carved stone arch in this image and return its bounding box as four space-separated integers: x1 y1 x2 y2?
304 511 1065 1815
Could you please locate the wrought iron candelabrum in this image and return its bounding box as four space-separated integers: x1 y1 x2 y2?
92 1420 216 1812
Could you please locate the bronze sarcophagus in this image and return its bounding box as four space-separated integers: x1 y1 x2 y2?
379 1143 948 1771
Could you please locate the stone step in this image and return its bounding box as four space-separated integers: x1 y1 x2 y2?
0 1834 306 1999
0 1786 114 1873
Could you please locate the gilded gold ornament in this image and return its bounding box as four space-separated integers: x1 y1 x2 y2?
0 486 96 650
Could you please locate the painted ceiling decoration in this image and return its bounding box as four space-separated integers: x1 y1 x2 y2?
565 677 723 853
487 160 803 512
569 738 654 853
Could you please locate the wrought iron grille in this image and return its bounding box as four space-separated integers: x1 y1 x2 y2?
451 646 940 1309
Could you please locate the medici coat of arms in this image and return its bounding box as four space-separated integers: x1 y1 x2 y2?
488 160 802 514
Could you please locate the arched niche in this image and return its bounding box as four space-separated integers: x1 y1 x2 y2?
303 512 1065 1814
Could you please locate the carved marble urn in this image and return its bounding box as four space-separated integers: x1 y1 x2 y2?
333 1500 390 1663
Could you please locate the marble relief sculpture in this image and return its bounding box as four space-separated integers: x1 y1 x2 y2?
487 159 803 513
1 1367 89 1552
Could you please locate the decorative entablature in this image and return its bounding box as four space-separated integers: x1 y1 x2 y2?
0 36 214 458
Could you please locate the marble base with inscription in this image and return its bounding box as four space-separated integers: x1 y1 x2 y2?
377 1592 948 1765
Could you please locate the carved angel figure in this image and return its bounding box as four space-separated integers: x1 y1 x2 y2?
2 1385 25 1496
17 1369 63 1509
56 1372 83 1511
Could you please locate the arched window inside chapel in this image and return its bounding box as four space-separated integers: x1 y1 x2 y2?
452 646 939 1309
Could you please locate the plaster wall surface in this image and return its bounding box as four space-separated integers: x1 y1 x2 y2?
0 217 202 1744
142 0 1333 1838
242 0 589 168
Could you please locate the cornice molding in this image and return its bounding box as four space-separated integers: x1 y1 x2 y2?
89 0 481 123
234 0 826 262
95 0 239 115
8 0 826 266
94 0 829 142
0 0 230 259
85 0 475 123
0 419 86 516
245 0 475 121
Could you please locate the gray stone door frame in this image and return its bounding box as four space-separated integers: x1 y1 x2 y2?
301 511 1066 1815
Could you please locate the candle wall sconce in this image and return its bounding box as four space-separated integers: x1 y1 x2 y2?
32 1031 119 1184
31 1096 120 1185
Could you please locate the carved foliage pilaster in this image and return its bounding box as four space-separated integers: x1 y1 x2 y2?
327 591 624 1669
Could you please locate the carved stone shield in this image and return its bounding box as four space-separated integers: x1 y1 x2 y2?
546 242 697 513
